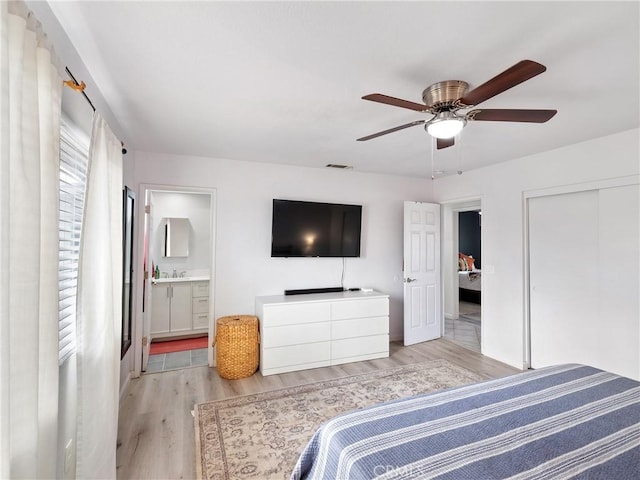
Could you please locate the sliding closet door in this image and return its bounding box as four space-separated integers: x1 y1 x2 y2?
528 184 639 380
529 190 598 368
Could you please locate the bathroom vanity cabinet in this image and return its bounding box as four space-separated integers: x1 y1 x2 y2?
151 279 209 338
191 281 210 330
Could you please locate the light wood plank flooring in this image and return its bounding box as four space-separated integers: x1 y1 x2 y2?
116 338 520 479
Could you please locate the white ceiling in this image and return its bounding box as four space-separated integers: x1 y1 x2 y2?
47 1 639 178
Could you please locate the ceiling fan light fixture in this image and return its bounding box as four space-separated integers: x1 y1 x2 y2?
426 112 466 139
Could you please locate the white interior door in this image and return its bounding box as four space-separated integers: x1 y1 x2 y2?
403 201 441 346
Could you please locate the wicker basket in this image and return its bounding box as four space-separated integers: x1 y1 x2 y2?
214 315 259 379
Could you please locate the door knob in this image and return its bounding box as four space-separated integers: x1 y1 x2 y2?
405 277 417 283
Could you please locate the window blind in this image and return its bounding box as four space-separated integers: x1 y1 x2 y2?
58 119 89 364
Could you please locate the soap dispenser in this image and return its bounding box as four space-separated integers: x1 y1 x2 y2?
155 265 160 279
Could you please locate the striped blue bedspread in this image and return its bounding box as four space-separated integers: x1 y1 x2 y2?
291 364 639 479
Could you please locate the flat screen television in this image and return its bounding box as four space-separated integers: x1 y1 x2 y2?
271 199 362 257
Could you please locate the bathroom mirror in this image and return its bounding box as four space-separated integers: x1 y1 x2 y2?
163 217 190 257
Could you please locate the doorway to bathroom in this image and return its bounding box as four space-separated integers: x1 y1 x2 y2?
133 184 216 376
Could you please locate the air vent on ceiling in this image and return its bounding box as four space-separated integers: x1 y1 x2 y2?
325 164 353 169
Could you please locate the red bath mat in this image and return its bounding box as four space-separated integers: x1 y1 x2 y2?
150 336 209 355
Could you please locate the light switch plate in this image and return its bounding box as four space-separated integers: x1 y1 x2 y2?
64 439 73 473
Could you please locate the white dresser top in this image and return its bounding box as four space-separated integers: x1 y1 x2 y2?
256 290 388 306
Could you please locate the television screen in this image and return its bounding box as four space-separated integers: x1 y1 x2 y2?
271 199 362 257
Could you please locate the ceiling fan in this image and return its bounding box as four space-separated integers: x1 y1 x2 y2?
357 60 557 149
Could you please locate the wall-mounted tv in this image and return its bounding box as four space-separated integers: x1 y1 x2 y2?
271 199 362 257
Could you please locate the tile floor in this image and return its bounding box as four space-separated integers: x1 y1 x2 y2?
444 301 481 353
144 348 208 373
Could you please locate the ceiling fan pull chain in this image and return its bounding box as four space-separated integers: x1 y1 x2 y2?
457 134 463 175
430 136 435 180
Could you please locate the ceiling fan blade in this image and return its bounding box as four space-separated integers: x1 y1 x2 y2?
362 93 429 112
457 60 547 107
437 137 455 149
357 120 426 141
467 109 557 123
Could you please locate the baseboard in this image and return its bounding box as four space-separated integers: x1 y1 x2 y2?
390 333 403 343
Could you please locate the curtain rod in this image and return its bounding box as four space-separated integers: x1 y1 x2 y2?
63 67 127 155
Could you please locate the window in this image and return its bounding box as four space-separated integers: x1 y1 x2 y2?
58 119 89 364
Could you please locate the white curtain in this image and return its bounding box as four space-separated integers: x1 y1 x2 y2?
0 1 62 478
75 113 123 479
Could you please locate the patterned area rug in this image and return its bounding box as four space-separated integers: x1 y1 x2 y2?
193 359 482 480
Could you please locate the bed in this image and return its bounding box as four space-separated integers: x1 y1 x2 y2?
291 364 640 479
458 269 481 304
458 252 481 304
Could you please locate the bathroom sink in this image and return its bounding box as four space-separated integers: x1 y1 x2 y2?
152 275 209 284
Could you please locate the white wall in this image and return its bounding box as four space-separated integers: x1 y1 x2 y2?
433 128 640 370
132 154 433 342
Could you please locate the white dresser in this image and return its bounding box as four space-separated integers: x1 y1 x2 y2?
255 290 389 376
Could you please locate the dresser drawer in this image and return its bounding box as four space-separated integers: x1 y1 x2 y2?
193 312 208 329
262 322 330 349
331 297 388 320
332 315 388 340
331 334 389 361
261 341 331 371
262 302 330 327
192 296 209 314
192 281 209 298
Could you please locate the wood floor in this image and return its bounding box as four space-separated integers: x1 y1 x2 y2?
116 338 520 479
